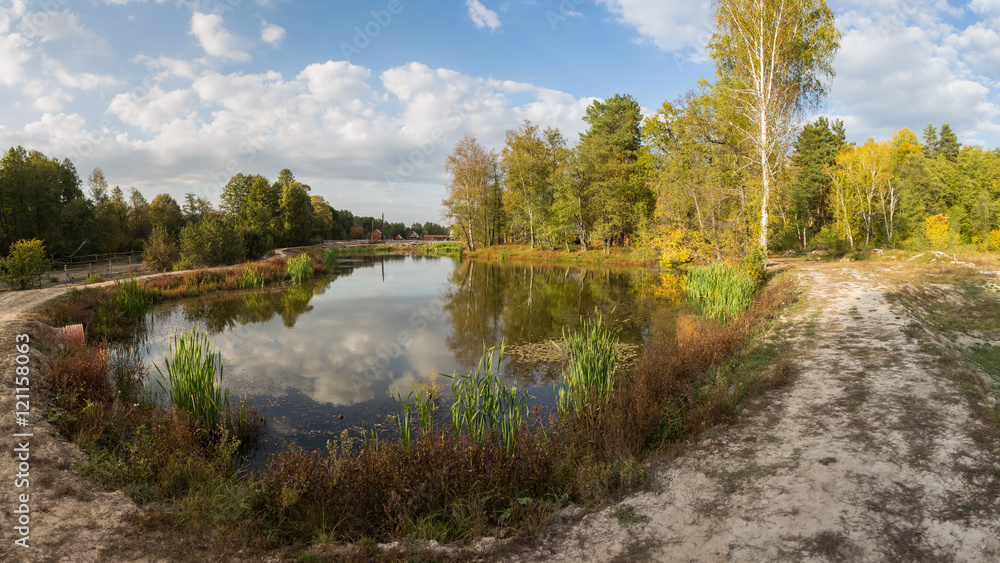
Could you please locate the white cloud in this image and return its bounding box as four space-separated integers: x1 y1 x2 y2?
42 55 121 90
261 20 285 46
466 0 500 31
828 10 1000 144
298 61 372 101
596 0 714 54
189 12 250 62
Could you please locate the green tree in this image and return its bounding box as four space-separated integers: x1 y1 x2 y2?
149 194 184 239
921 124 938 159
787 117 846 246
709 0 841 254
501 120 559 248
143 226 180 273
443 135 502 251
576 93 654 253
936 124 961 162
179 212 245 267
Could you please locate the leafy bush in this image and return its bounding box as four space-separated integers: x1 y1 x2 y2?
85 273 103 284
242 229 272 261
179 213 245 267
1 238 48 290
143 226 179 273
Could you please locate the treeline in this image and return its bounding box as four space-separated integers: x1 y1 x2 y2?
442 94 655 254
444 96 1000 260
0 148 446 267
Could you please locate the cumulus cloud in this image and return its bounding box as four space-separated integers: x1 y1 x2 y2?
828 6 1000 145
466 0 500 31
189 12 250 62
261 20 285 46
42 55 121 90
596 0 714 55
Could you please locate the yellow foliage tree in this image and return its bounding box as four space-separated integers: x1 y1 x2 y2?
925 214 950 250
987 228 1000 251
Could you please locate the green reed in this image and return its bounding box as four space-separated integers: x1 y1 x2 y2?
113 275 151 317
284 254 314 284
237 263 265 290
444 343 531 452
684 262 757 322
153 324 251 440
557 312 620 418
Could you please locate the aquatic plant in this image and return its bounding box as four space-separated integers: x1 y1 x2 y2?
557 312 620 418
285 254 314 284
153 324 252 441
684 262 757 322
237 263 265 290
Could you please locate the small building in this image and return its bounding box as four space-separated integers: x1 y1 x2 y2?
407 231 420 240
424 234 451 242
394 234 403 240
371 229 382 241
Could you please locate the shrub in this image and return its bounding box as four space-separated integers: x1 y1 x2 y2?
285 254 313 284
85 273 104 284
1 238 49 290
179 213 245 267
988 229 1000 252
143 226 179 273
242 229 272 261
926 214 950 250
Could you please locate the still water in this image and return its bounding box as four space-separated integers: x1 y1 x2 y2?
140 255 661 460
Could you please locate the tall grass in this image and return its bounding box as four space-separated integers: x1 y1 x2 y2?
445 344 531 452
684 262 757 322
322 248 341 270
153 324 254 442
557 313 620 418
237 263 265 290
285 254 314 284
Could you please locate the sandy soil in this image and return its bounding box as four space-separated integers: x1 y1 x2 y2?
510 260 1000 562
0 287 152 562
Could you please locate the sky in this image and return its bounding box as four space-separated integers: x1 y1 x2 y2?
1 0 1000 226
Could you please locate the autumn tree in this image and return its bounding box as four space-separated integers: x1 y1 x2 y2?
443 135 502 251
501 120 559 248
709 0 841 255
149 194 184 239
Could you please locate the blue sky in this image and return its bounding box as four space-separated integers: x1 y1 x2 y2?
2 0 999 225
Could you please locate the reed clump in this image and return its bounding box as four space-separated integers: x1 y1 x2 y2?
684 262 758 322
285 254 315 284
557 313 620 418
237 263 265 290
153 324 259 444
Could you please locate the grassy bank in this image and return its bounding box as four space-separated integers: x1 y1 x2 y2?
33 251 797 558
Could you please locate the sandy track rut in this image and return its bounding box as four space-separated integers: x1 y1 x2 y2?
512 262 1000 562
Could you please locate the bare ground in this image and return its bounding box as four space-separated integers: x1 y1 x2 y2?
510 260 1000 563
2 259 999 561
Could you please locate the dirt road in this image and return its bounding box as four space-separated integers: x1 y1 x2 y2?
512 260 1000 562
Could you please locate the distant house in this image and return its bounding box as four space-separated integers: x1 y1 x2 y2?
371 229 382 241
424 234 451 242
407 231 420 240
394 234 403 240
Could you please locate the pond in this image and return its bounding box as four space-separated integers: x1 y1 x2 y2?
139 255 670 462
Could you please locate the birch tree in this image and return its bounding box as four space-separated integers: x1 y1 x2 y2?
709 0 840 255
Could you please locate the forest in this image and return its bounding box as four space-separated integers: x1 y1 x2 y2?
0 152 446 270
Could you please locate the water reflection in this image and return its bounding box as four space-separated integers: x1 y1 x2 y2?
141 255 664 457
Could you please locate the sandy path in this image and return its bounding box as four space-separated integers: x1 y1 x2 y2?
0 287 154 562
512 261 1000 562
